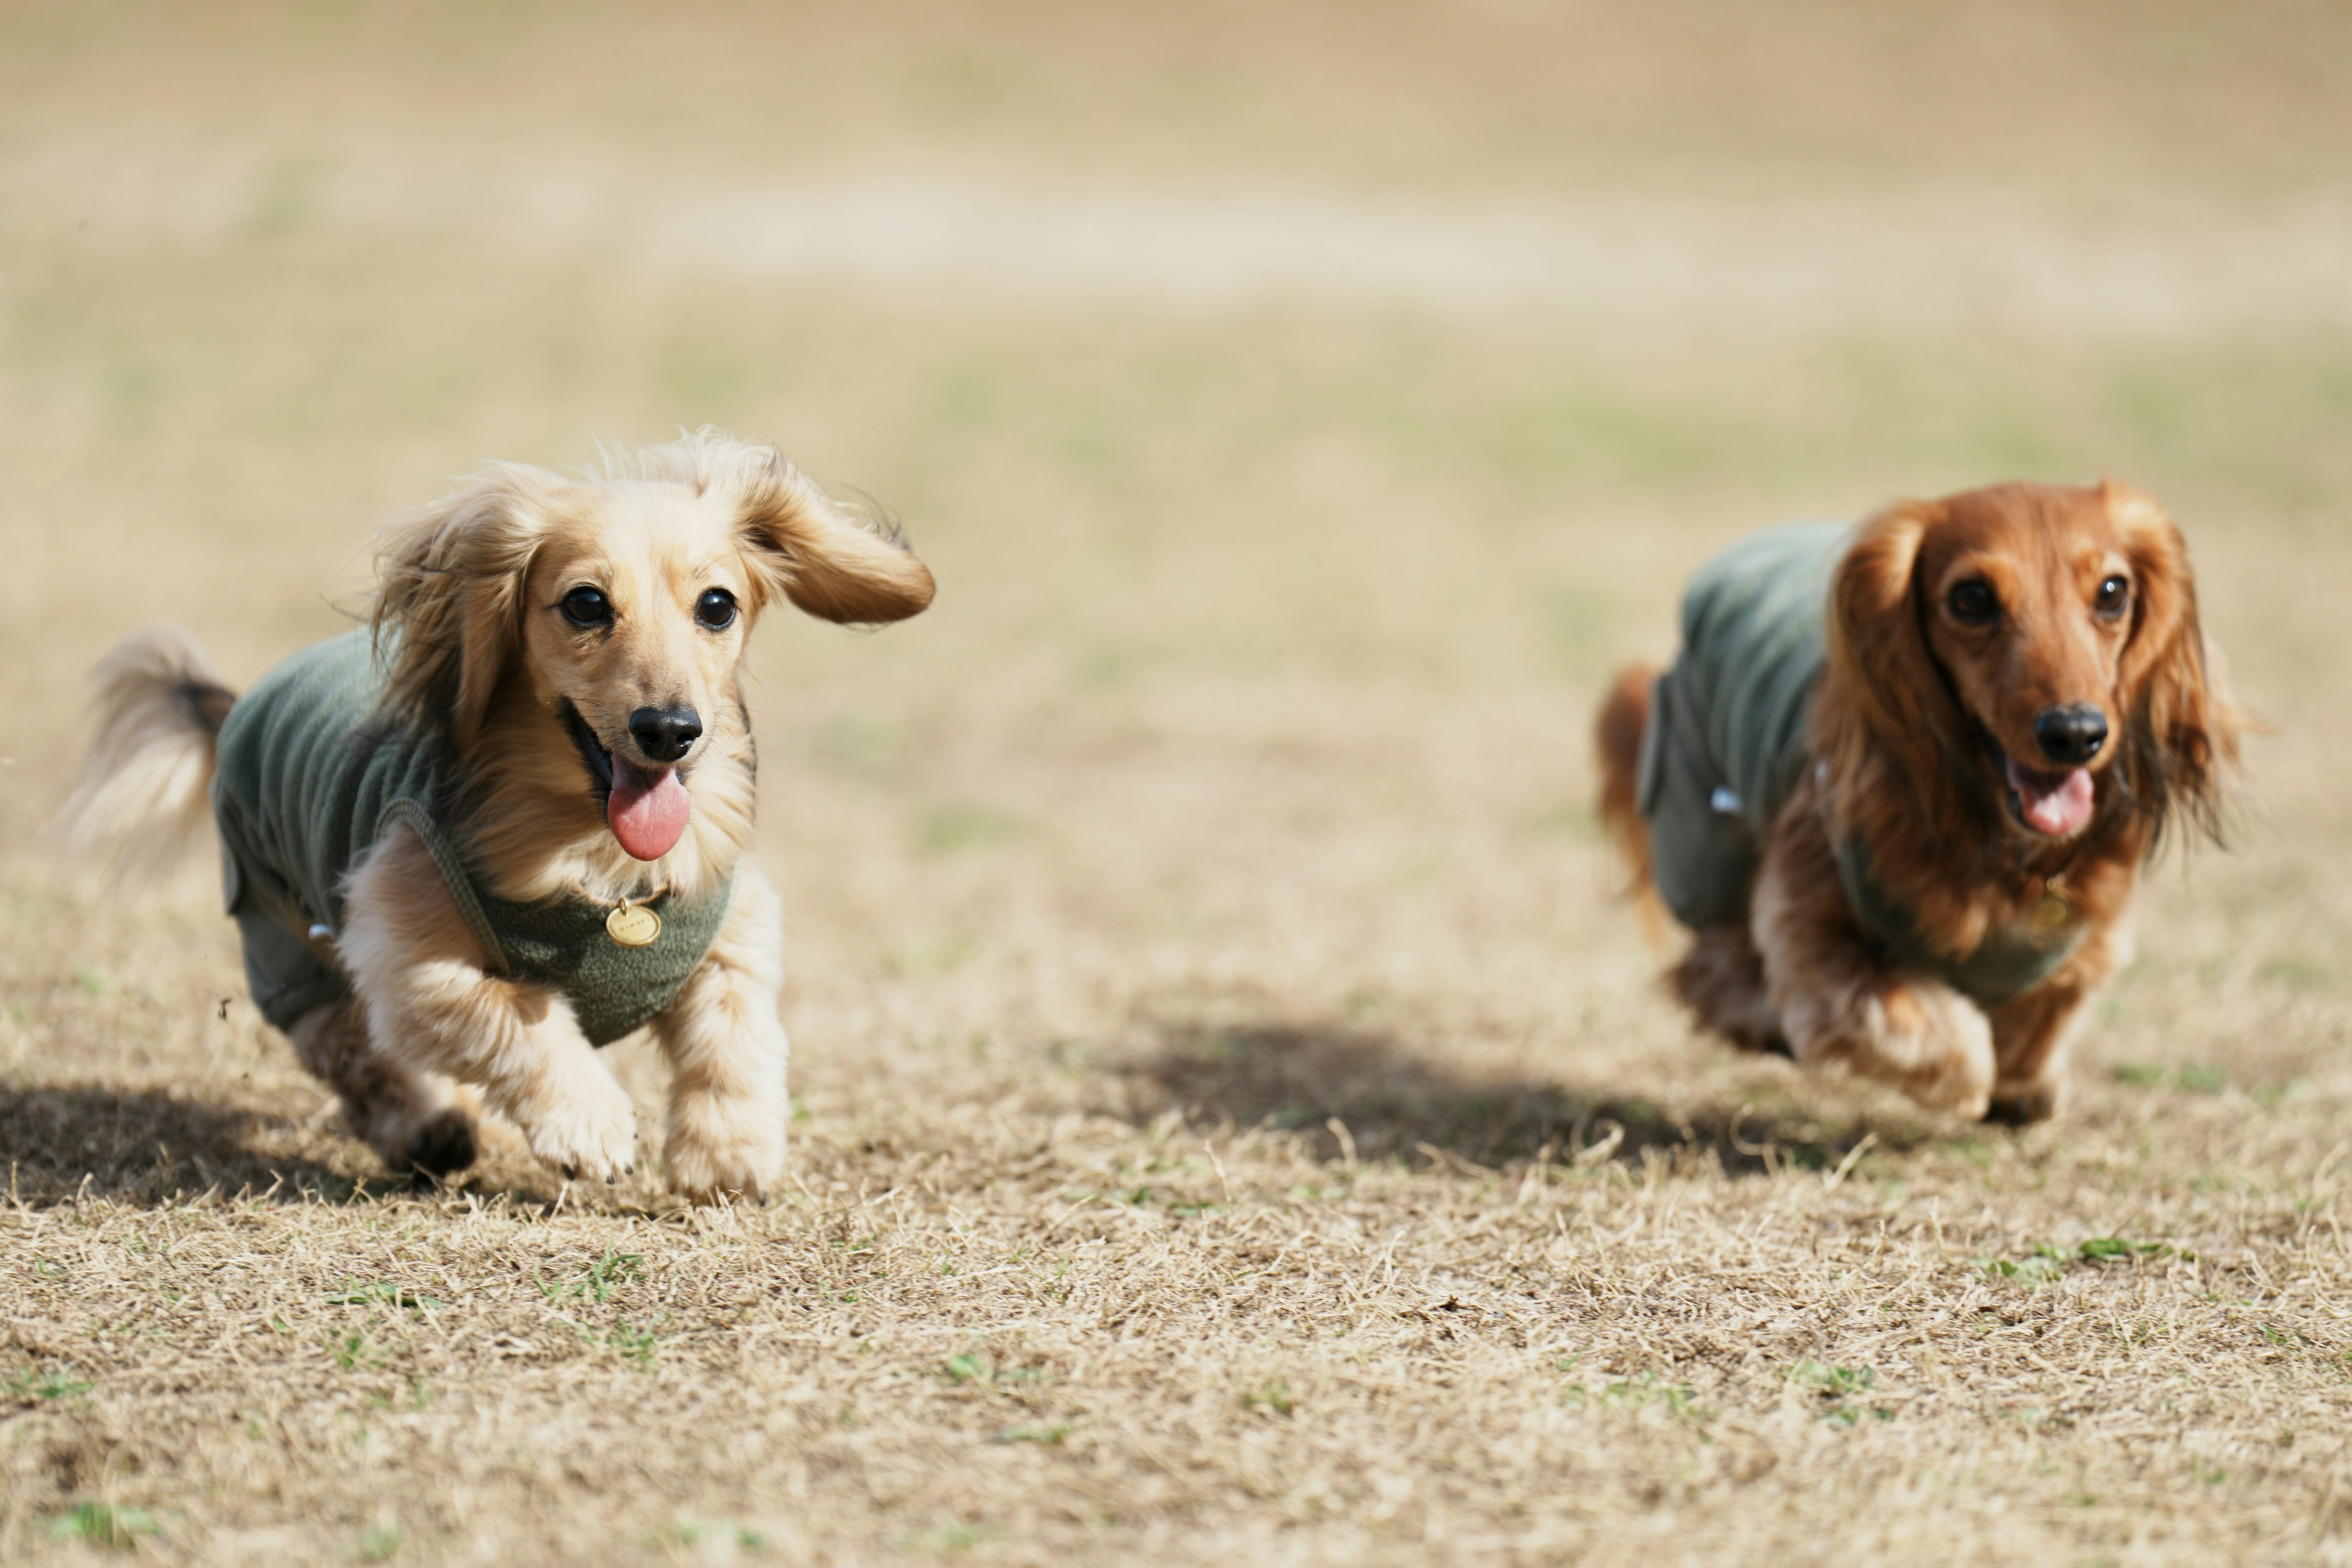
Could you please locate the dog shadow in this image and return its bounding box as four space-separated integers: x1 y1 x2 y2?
1117 1022 1920 1178
0 1084 363 1206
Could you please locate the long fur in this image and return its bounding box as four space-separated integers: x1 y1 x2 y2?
1593 662 1656 896
70 430 930 1199
1597 480 2244 1121
57 627 238 884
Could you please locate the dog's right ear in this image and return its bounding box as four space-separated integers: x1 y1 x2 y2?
372 464 557 750
732 454 935 626
1819 500 1980 833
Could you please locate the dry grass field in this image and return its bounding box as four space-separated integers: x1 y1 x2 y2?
4 2 2352 1562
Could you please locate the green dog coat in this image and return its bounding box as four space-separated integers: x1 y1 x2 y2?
211 629 734 1044
1636 524 2085 1008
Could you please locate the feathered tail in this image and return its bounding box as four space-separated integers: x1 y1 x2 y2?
57 628 237 884
1594 662 1657 895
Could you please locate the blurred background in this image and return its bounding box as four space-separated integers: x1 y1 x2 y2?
3 0 2348 1150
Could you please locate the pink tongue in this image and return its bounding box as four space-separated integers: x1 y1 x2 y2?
2006 757 2095 837
607 755 691 861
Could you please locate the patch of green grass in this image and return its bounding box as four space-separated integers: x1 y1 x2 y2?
2176 1064 2230 1095
6 1365 93 1403
328 1280 443 1313
543 1250 644 1304
1975 1251 2061 1284
353 1523 402 1561
365 1377 432 1415
941 1352 1046 1390
1978 1237 2192 1284
1790 1362 1890 1427
43 1502 159 1548
1566 1371 1711 1422
645 1518 768 1552
2078 1237 2187 1262
2112 1062 2228 1095
328 1330 382 1371
607 1319 662 1371
993 1422 1073 1444
1792 1362 1877 1398
1243 1378 1294 1416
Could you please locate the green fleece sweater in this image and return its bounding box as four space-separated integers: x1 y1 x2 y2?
211 629 733 1044
1637 524 2082 1007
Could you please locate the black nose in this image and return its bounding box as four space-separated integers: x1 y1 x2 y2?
2033 704 2108 766
627 705 701 764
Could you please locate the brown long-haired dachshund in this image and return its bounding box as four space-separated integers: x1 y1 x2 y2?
1595 480 2241 1122
64 429 933 1199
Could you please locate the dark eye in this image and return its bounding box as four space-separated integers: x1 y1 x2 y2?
2094 574 2130 619
1947 580 1999 624
560 586 612 627
694 587 738 631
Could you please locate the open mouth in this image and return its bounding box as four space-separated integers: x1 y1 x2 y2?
2000 752 2096 839
560 699 615 804
557 699 694 862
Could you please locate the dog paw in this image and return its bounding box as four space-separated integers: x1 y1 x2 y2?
519 1076 639 1183
1983 1082 2063 1127
664 1095 786 1205
401 1109 479 1178
1848 979 1995 1118
346 1091 478 1180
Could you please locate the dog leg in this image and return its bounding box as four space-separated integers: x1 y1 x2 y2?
285 997 478 1177
1983 916 2132 1125
1670 925 1791 1057
339 823 639 1182
652 863 790 1203
1752 813 1995 1118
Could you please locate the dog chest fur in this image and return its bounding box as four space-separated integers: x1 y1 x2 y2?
213 628 733 1045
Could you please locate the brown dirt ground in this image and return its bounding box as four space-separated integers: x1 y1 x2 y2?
4 4 2351 1563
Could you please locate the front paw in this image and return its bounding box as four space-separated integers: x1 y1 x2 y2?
664 1093 786 1204
1872 982 1996 1118
1984 1081 2064 1127
519 1071 639 1183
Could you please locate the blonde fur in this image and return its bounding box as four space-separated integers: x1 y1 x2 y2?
56 625 237 885
72 430 930 1198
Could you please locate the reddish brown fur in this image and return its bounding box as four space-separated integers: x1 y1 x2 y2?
1593 663 1656 894
1597 480 2244 1120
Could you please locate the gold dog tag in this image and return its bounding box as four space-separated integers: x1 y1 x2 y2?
606 903 662 948
2030 892 2072 931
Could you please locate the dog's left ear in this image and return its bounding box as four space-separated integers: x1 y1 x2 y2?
2105 479 2243 843
734 455 935 625
372 463 559 750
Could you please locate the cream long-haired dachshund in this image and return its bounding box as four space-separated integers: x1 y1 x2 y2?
1595 481 2241 1123
64 430 933 1200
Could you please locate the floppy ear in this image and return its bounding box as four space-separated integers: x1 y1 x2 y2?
2105 480 2241 845
371 464 558 751
731 451 934 625
1817 500 1983 834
